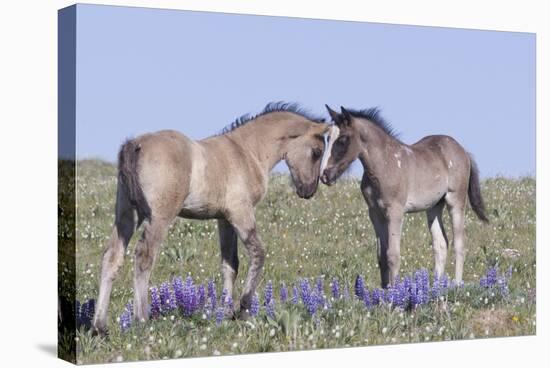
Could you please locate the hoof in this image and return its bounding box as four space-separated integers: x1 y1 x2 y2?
91 325 108 338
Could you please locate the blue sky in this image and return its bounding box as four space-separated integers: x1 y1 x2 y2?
72 4 535 177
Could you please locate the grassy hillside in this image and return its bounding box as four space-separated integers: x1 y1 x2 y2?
70 160 536 364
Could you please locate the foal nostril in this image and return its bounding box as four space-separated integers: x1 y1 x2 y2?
303 182 317 199
296 184 305 196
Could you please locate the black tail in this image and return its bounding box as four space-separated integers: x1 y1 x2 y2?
467 154 489 223
118 139 152 221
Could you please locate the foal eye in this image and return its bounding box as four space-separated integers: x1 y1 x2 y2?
312 148 322 160
336 136 349 146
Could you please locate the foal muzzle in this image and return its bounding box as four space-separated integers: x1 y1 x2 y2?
321 168 336 186
296 181 318 199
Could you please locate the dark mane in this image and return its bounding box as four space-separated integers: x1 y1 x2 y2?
219 101 325 135
347 107 401 142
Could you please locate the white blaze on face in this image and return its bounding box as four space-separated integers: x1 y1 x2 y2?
320 124 340 173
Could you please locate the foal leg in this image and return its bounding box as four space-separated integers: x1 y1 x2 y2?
426 200 449 279
218 218 239 301
227 210 265 319
446 193 467 283
386 211 404 287
93 189 136 335
133 218 170 321
369 209 389 288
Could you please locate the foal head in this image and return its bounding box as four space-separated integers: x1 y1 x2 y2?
284 121 335 199
320 105 363 185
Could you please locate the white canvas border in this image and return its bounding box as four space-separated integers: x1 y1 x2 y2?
0 1 546 367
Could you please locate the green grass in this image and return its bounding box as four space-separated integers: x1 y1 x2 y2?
70 160 535 364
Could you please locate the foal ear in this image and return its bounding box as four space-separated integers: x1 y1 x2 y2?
325 104 343 125
340 106 353 126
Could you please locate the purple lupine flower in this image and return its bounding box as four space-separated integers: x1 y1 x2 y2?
416 269 423 285
189 277 198 313
371 288 382 306
280 283 288 304
312 290 323 309
316 277 324 296
80 300 89 325
250 293 260 316
119 301 133 332
197 284 206 309
486 266 498 287
300 278 317 316
172 276 185 310
305 297 317 315
150 287 161 319
264 280 273 306
362 287 372 309
263 281 275 319
402 276 411 292
383 285 393 305
331 278 340 300
182 276 196 316
497 276 509 297
225 294 234 311
207 279 217 311
160 282 176 311
265 300 275 319
420 269 430 304
416 285 430 305
440 274 449 291
394 278 408 309
79 300 94 328
299 279 310 304
220 288 228 310
387 276 400 306
354 275 365 300
158 282 169 310
316 277 326 308
291 285 299 305
480 266 509 297
215 306 225 326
